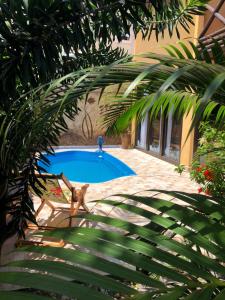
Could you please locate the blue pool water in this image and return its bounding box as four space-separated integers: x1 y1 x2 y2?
39 150 136 183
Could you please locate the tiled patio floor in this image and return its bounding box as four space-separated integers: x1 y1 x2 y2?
34 148 198 228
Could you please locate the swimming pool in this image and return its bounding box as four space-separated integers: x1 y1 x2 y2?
39 150 136 183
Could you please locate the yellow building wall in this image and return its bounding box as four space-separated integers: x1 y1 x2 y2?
134 25 194 56
131 117 136 147
180 111 195 167
133 16 204 166
179 15 204 167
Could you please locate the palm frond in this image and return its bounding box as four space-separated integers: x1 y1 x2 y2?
143 0 208 40
1 191 225 299
99 41 225 134
0 0 208 108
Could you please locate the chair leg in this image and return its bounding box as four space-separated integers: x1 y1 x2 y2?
69 201 75 227
82 202 89 213
35 198 55 218
35 199 46 217
45 198 55 210
73 184 89 216
81 184 89 212
16 239 65 248
73 198 82 216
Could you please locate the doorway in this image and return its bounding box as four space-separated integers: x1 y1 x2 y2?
137 111 182 163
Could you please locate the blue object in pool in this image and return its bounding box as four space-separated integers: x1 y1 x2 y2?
39 150 136 183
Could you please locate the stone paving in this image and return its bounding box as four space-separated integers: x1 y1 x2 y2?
34 147 198 228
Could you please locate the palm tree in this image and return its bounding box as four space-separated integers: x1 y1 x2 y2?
100 41 225 136
0 0 208 109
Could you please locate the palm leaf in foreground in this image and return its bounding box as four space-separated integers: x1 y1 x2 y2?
1 191 225 299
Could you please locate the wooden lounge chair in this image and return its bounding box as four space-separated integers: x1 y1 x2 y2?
34 173 89 227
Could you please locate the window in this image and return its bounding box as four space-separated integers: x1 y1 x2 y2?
136 111 182 163
163 112 182 161
148 115 161 153
136 114 148 148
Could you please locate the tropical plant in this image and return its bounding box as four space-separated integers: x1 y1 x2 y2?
0 0 208 247
174 164 186 175
0 0 208 109
190 122 225 199
0 0 208 251
2 190 225 299
100 40 225 136
2 38 225 251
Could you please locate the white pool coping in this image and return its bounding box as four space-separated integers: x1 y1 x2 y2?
53 145 120 151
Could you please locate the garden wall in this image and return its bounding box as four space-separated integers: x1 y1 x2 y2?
59 88 121 146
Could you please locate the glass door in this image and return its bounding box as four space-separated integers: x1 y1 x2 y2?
148 115 161 154
163 111 182 162
136 110 182 163
136 114 148 149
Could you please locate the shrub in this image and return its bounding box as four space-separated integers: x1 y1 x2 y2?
190 123 225 199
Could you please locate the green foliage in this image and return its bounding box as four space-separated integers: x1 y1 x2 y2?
0 0 208 109
190 122 225 199
0 71 89 243
0 0 208 244
1 191 225 299
174 164 185 175
100 40 225 136
2 39 225 243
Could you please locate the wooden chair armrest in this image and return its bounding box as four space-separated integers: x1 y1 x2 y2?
72 184 89 214
35 172 61 180
61 174 74 191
